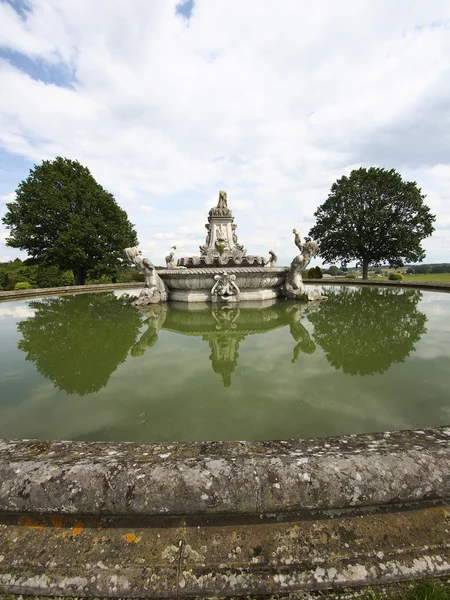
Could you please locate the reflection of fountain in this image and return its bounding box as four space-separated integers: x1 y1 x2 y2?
158 300 315 387
308 286 427 375
285 303 316 363
130 304 168 357
204 330 244 387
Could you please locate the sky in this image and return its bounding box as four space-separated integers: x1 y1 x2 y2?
0 0 449 268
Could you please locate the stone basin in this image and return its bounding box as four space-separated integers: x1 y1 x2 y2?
159 266 288 302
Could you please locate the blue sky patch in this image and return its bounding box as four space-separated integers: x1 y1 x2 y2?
0 48 75 88
176 0 194 20
3 0 30 19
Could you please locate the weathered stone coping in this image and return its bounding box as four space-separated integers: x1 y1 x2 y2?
0 282 142 302
1 427 449 518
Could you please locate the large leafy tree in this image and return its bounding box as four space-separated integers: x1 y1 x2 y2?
309 167 435 279
2 157 138 285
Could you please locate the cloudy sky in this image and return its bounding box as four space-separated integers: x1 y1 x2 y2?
0 0 449 267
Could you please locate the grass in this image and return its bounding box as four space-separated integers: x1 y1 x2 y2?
369 273 450 283
401 273 450 282
350 581 450 600
367 273 450 283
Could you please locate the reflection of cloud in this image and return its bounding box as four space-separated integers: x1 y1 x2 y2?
414 291 450 359
0 369 27 383
0 304 35 319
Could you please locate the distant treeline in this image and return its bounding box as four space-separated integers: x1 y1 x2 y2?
322 264 450 276
404 263 450 274
0 259 144 291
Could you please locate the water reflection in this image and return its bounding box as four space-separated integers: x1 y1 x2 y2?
308 286 427 375
285 304 316 363
15 287 428 394
17 293 142 395
144 301 307 387
130 304 168 357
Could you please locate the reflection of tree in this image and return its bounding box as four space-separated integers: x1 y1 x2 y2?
308 287 427 375
17 293 143 395
285 303 316 363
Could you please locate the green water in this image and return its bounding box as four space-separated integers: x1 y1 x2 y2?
0 286 449 442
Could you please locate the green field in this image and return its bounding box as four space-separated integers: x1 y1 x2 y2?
401 273 450 282
370 273 450 283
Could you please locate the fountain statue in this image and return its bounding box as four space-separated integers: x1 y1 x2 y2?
124 247 169 305
280 231 326 301
266 250 278 268
126 192 325 305
165 246 176 269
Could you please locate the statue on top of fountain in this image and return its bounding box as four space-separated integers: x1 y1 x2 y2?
210 190 231 217
217 190 228 209
179 190 265 268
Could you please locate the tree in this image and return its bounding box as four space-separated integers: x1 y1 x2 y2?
309 167 435 280
2 157 138 285
328 265 340 276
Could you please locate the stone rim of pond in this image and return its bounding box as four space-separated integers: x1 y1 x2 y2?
1 426 449 517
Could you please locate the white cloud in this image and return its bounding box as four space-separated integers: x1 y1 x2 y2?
0 192 15 204
0 0 449 266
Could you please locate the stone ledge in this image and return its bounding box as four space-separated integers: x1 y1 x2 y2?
0 282 142 302
1 427 449 518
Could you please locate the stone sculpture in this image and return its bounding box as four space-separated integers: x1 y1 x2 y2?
293 228 303 252
165 250 176 269
266 250 278 268
281 231 325 301
125 247 169 305
211 272 240 303
180 191 264 268
122 193 324 304
217 190 228 209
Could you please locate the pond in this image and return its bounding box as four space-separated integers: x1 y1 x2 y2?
0 285 449 443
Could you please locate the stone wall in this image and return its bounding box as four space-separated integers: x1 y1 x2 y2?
0 282 142 302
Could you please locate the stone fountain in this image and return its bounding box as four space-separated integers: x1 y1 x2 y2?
126 191 325 304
